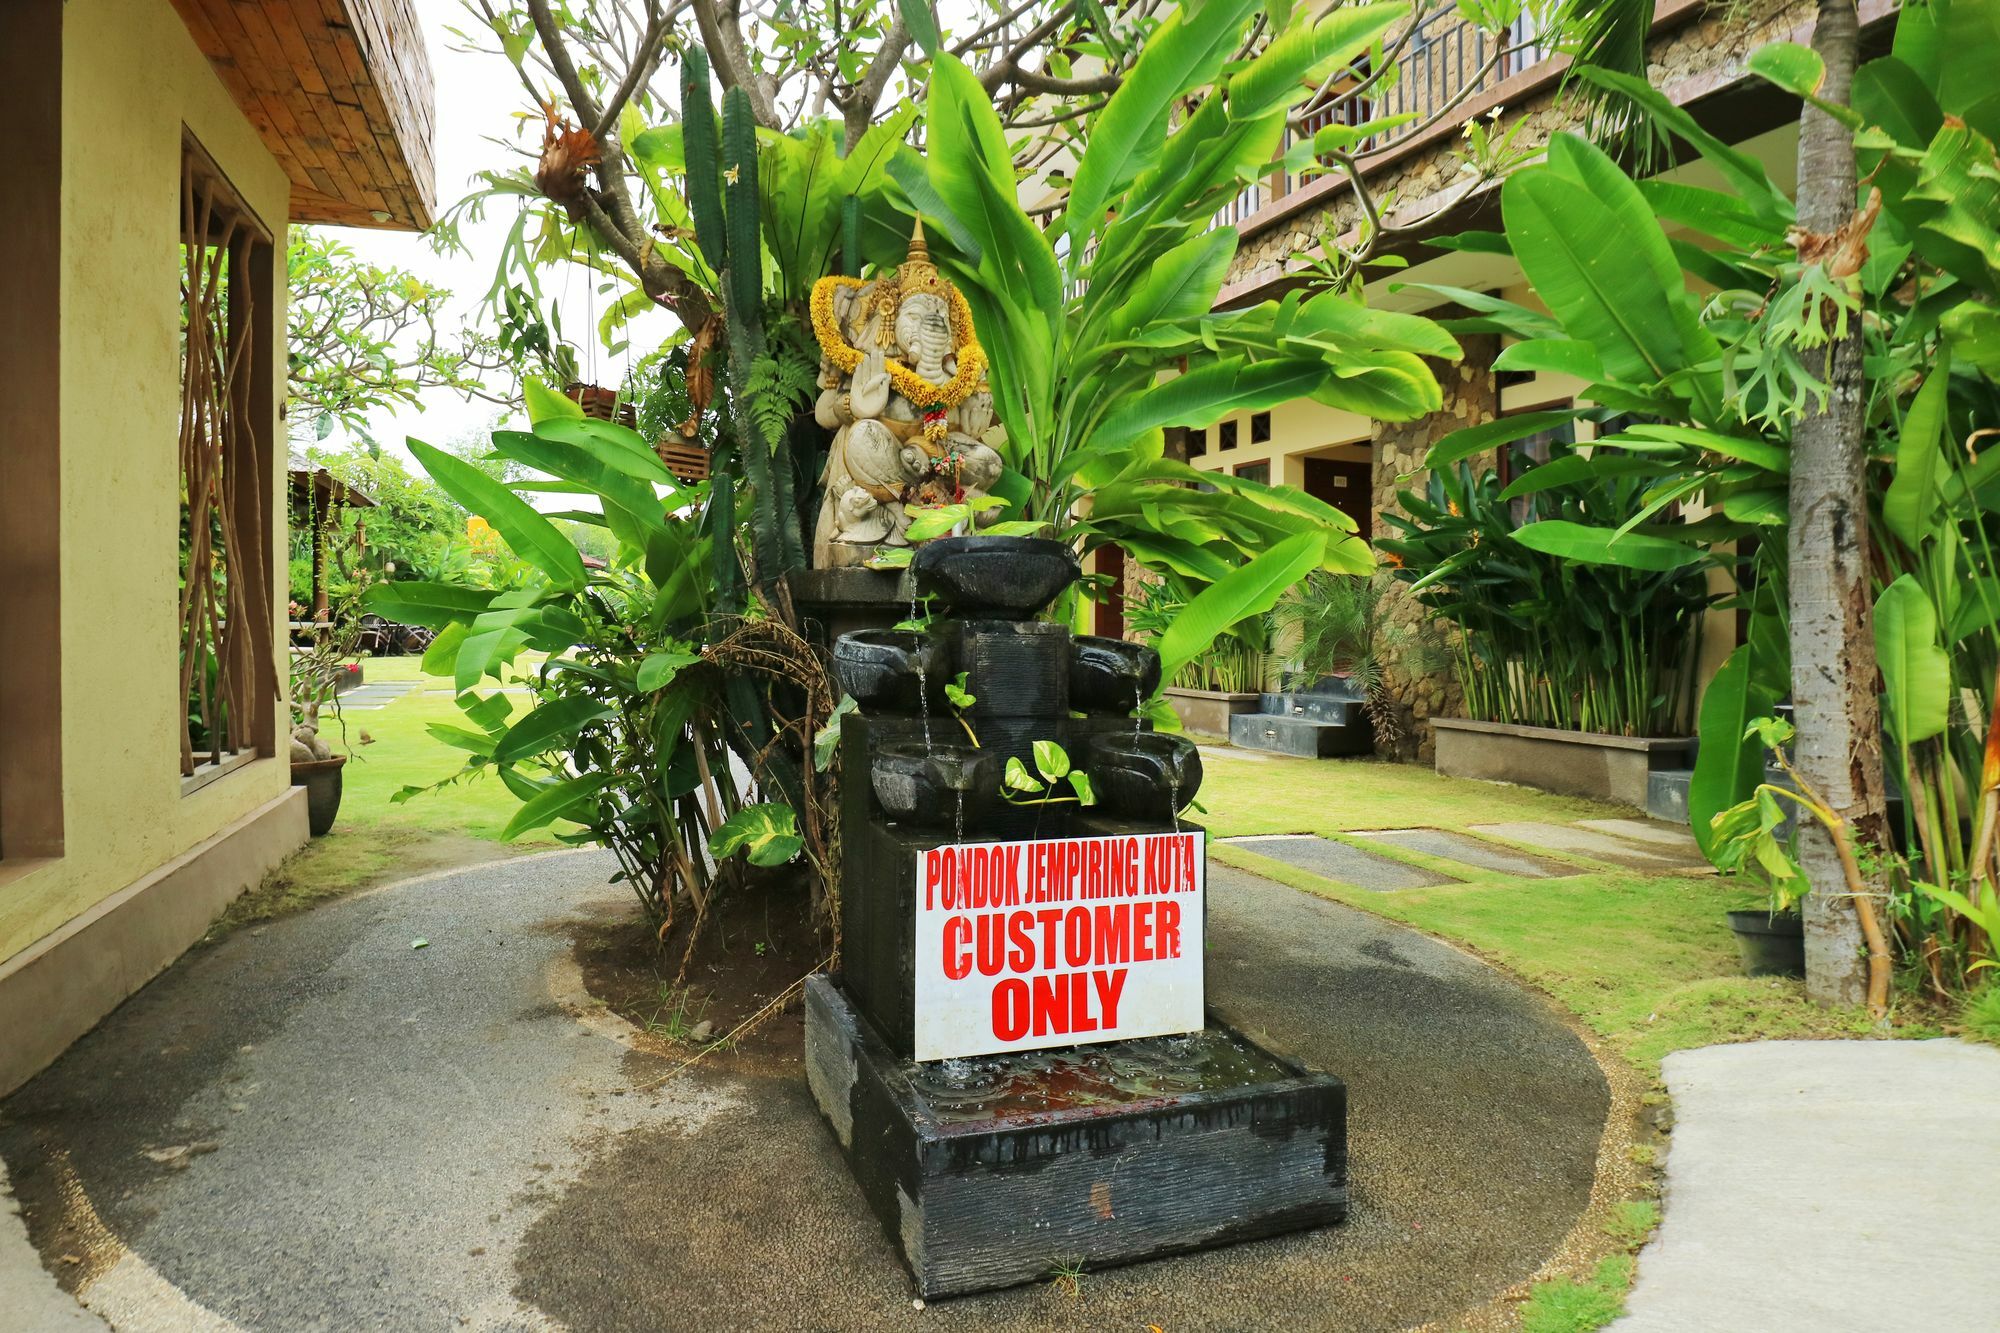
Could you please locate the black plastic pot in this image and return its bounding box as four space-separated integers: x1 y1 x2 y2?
1083 732 1204 824
832 629 949 714
291 756 347 837
1070 636 1162 715
911 535 1079 620
1727 908 1806 978
871 743 1000 830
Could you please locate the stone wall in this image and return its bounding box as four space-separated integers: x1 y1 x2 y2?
1369 335 1499 762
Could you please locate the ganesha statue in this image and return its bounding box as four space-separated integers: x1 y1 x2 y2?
809 222 1005 568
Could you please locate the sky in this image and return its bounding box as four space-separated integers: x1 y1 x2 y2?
311 7 684 465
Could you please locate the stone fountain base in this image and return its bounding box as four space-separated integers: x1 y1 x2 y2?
804 975 1347 1299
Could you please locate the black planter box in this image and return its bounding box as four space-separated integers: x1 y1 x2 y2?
805 975 1348 1299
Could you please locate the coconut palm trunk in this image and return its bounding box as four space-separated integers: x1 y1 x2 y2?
1786 0 1891 1006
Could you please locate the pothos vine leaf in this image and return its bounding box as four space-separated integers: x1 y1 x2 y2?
709 802 804 866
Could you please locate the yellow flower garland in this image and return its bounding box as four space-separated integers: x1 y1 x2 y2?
810 275 987 434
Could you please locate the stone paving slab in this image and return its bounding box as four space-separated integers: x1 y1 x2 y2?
1617 1039 2000 1332
329 682 420 712
1468 821 1709 872
1222 834 1460 891
1349 828 1576 879
1577 818 1702 853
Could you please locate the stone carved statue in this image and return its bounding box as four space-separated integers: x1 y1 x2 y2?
810 223 1005 568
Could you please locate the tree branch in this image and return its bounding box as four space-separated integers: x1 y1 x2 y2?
693 0 783 127
842 14 911 150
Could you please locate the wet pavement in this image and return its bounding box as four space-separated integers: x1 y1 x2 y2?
0 853 1610 1332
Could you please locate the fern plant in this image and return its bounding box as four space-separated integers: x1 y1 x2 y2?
745 346 818 453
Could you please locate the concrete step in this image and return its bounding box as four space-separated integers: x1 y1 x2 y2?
1229 711 1373 758
1258 691 1365 726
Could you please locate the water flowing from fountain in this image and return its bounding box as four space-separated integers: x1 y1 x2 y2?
910 589 933 752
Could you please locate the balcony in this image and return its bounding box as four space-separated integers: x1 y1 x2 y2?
1213 8 1554 235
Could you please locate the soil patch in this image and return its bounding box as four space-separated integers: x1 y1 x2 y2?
515 865 1613 1331
569 870 828 1070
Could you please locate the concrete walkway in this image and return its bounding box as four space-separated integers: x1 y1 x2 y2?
0 853 1611 1331
1618 1039 2000 1332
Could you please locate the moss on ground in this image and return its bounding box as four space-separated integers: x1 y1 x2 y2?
217 654 556 934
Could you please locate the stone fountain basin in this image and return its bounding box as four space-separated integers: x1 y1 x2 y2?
870 743 1001 829
806 976 1347 1299
1070 636 1162 715
1083 732 1205 822
911 535 1079 620
832 629 950 713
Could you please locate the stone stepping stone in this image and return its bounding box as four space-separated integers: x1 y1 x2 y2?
1468 821 1710 872
334 682 420 712
1198 745 1273 762
1221 834 1459 892
1578 817 1703 853
1349 828 1577 878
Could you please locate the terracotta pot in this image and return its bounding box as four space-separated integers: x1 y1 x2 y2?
290 755 347 837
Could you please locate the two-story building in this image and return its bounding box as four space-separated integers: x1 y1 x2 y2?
0 0 435 1096
1162 0 1897 758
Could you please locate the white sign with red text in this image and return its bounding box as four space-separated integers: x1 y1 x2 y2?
913 831 1205 1062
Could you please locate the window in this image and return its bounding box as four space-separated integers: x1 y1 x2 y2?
1218 420 1238 451
1251 411 1271 444
1493 409 1577 524
180 135 278 785
1186 427 1207 458
1234 462 1270 485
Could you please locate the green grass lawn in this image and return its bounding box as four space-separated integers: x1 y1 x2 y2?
1196 749 1629 836
215 654 557 933
1196 747 1898 1074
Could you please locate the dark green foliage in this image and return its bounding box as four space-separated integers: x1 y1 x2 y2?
722 88 765 346
1378 452 1717 738
681 47 726 275
745 350 817 453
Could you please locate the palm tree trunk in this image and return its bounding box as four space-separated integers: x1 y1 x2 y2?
1788 0 1889 1007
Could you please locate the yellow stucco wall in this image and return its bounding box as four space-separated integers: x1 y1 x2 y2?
0 0 295 965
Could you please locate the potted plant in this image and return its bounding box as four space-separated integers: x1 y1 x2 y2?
627 342 714 482
288 594 363 837
494 284 627 422
1708 718 1896 997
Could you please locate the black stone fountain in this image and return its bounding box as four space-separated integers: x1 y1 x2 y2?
807 535 1347 1299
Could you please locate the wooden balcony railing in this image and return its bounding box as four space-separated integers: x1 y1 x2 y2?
1222 9 1550 228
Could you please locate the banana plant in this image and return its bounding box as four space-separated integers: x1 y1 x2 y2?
887 0 1455 695
363 393 755 927
1406 2 2000 987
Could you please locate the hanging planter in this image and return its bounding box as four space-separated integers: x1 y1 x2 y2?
655 436 712 483
564 381 636 427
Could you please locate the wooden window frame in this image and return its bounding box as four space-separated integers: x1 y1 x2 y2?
179 133 279 789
